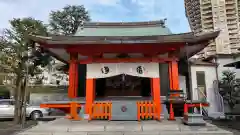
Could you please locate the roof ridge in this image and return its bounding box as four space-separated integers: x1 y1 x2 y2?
82 20 167 28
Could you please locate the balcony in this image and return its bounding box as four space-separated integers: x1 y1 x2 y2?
202 0 211 5
207 47 217 52
228 27 238 31
203 19 213 24
229 30 239 34
230 41 239 45
204 24 214 29
225 5 236 10
202 9 212 14
208 42 216 47
227 20 238 24
202 16 212 21
227 22 237 28
202 11 212 16
202 5 212 10
226 10 236 15
225 0 235 5
226 15 238 20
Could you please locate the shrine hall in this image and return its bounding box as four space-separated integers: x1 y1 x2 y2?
28 21 219 121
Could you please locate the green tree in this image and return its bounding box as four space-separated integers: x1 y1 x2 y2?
0 17 51 125
49 5 90 35
219 70 240 111
49 5 91 73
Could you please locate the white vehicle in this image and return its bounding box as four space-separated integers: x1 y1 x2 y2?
0 99 51 120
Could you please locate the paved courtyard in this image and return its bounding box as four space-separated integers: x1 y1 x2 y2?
14 118 233 135
0 118 239 135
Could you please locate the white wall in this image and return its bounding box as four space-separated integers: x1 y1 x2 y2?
190 65 218 113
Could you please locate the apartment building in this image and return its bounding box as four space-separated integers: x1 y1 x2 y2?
185 0 240 57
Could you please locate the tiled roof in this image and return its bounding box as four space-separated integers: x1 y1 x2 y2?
75 20 172 36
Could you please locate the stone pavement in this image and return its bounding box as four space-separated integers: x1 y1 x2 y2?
15 118 233 135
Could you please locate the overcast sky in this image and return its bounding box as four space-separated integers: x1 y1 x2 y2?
0 0 190 33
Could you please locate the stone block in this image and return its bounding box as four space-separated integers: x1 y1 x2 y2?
183 114 206 126
29 126 69 132
124 131 159 135
159 131 233 135
105 125 142 131
159 131 195 135
87 131 123 135
194 131 233 135
142 124 179 131
52 132 88 135
17 132 53 135
179 125 219 131
68 125 105 132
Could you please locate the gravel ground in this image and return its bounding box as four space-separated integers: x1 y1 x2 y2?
0 119 38 135
0 110 65 135
209 119 240 135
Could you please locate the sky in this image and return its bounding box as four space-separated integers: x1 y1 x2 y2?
0 0 190 33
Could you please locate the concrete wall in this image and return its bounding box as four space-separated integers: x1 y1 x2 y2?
190 65 218 113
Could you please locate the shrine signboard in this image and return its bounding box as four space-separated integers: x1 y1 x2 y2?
87 63 160 79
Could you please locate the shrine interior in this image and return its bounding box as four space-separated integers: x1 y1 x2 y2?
95 75 151 98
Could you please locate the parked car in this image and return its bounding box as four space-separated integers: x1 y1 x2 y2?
0 99 51 120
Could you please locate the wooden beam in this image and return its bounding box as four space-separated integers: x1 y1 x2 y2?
65 44 185 56
79 57 178 64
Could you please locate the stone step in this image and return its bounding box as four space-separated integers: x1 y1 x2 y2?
17 131 233 135
183 114 206 126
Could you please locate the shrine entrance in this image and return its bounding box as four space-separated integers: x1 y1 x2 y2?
89 63 155 99
88 63 157 120
96 74 151 97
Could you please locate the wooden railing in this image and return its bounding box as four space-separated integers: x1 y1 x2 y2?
89 102 112 120
137 101 158 120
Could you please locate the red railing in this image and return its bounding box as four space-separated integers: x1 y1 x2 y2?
89 102 112 120
137 101 158 120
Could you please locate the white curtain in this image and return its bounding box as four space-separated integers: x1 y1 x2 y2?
87 63 159 79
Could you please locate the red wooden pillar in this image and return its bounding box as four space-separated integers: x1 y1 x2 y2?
85 78 95 120
168 60 179 121
151 78 162 120
168 61 179 90
68 53 78 98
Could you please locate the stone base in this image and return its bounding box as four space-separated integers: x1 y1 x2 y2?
183 113 206 126
16 118 233 135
